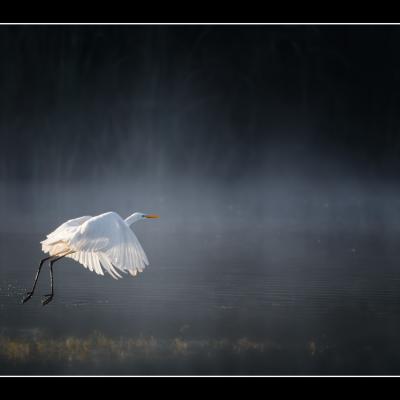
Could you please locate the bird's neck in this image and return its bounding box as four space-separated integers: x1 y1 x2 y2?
124 213 141 226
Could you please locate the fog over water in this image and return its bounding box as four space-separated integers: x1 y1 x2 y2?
1 25 400 374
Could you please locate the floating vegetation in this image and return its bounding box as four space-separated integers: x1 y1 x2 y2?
0 331 285 364
0 338 30 361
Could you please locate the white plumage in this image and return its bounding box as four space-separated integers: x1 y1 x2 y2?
40 211 158 279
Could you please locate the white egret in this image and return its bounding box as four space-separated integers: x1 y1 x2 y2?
22 211 159 305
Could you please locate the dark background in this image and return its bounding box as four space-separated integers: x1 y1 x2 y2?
1 25 400 184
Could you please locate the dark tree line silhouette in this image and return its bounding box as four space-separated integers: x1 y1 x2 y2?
0 25 399 184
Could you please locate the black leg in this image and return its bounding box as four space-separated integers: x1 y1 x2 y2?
42 252 70 306
22 255 54 304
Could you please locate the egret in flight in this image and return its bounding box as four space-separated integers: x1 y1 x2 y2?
22 211 159 305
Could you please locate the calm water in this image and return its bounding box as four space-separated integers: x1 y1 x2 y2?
1 227 400 375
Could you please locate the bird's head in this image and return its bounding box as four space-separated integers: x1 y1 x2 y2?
125 212 160 226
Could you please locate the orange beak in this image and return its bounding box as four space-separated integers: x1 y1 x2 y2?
144 214 160 219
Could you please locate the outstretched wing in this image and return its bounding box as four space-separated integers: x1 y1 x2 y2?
67 212 149 279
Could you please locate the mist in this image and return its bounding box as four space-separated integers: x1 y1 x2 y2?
1 25 400 375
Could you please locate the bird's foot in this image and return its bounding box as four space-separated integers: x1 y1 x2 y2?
41 294 54 306
22 291 33 304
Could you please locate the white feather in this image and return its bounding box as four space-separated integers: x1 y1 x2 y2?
41 211 152 279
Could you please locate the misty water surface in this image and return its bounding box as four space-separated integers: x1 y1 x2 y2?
1 179 400 374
